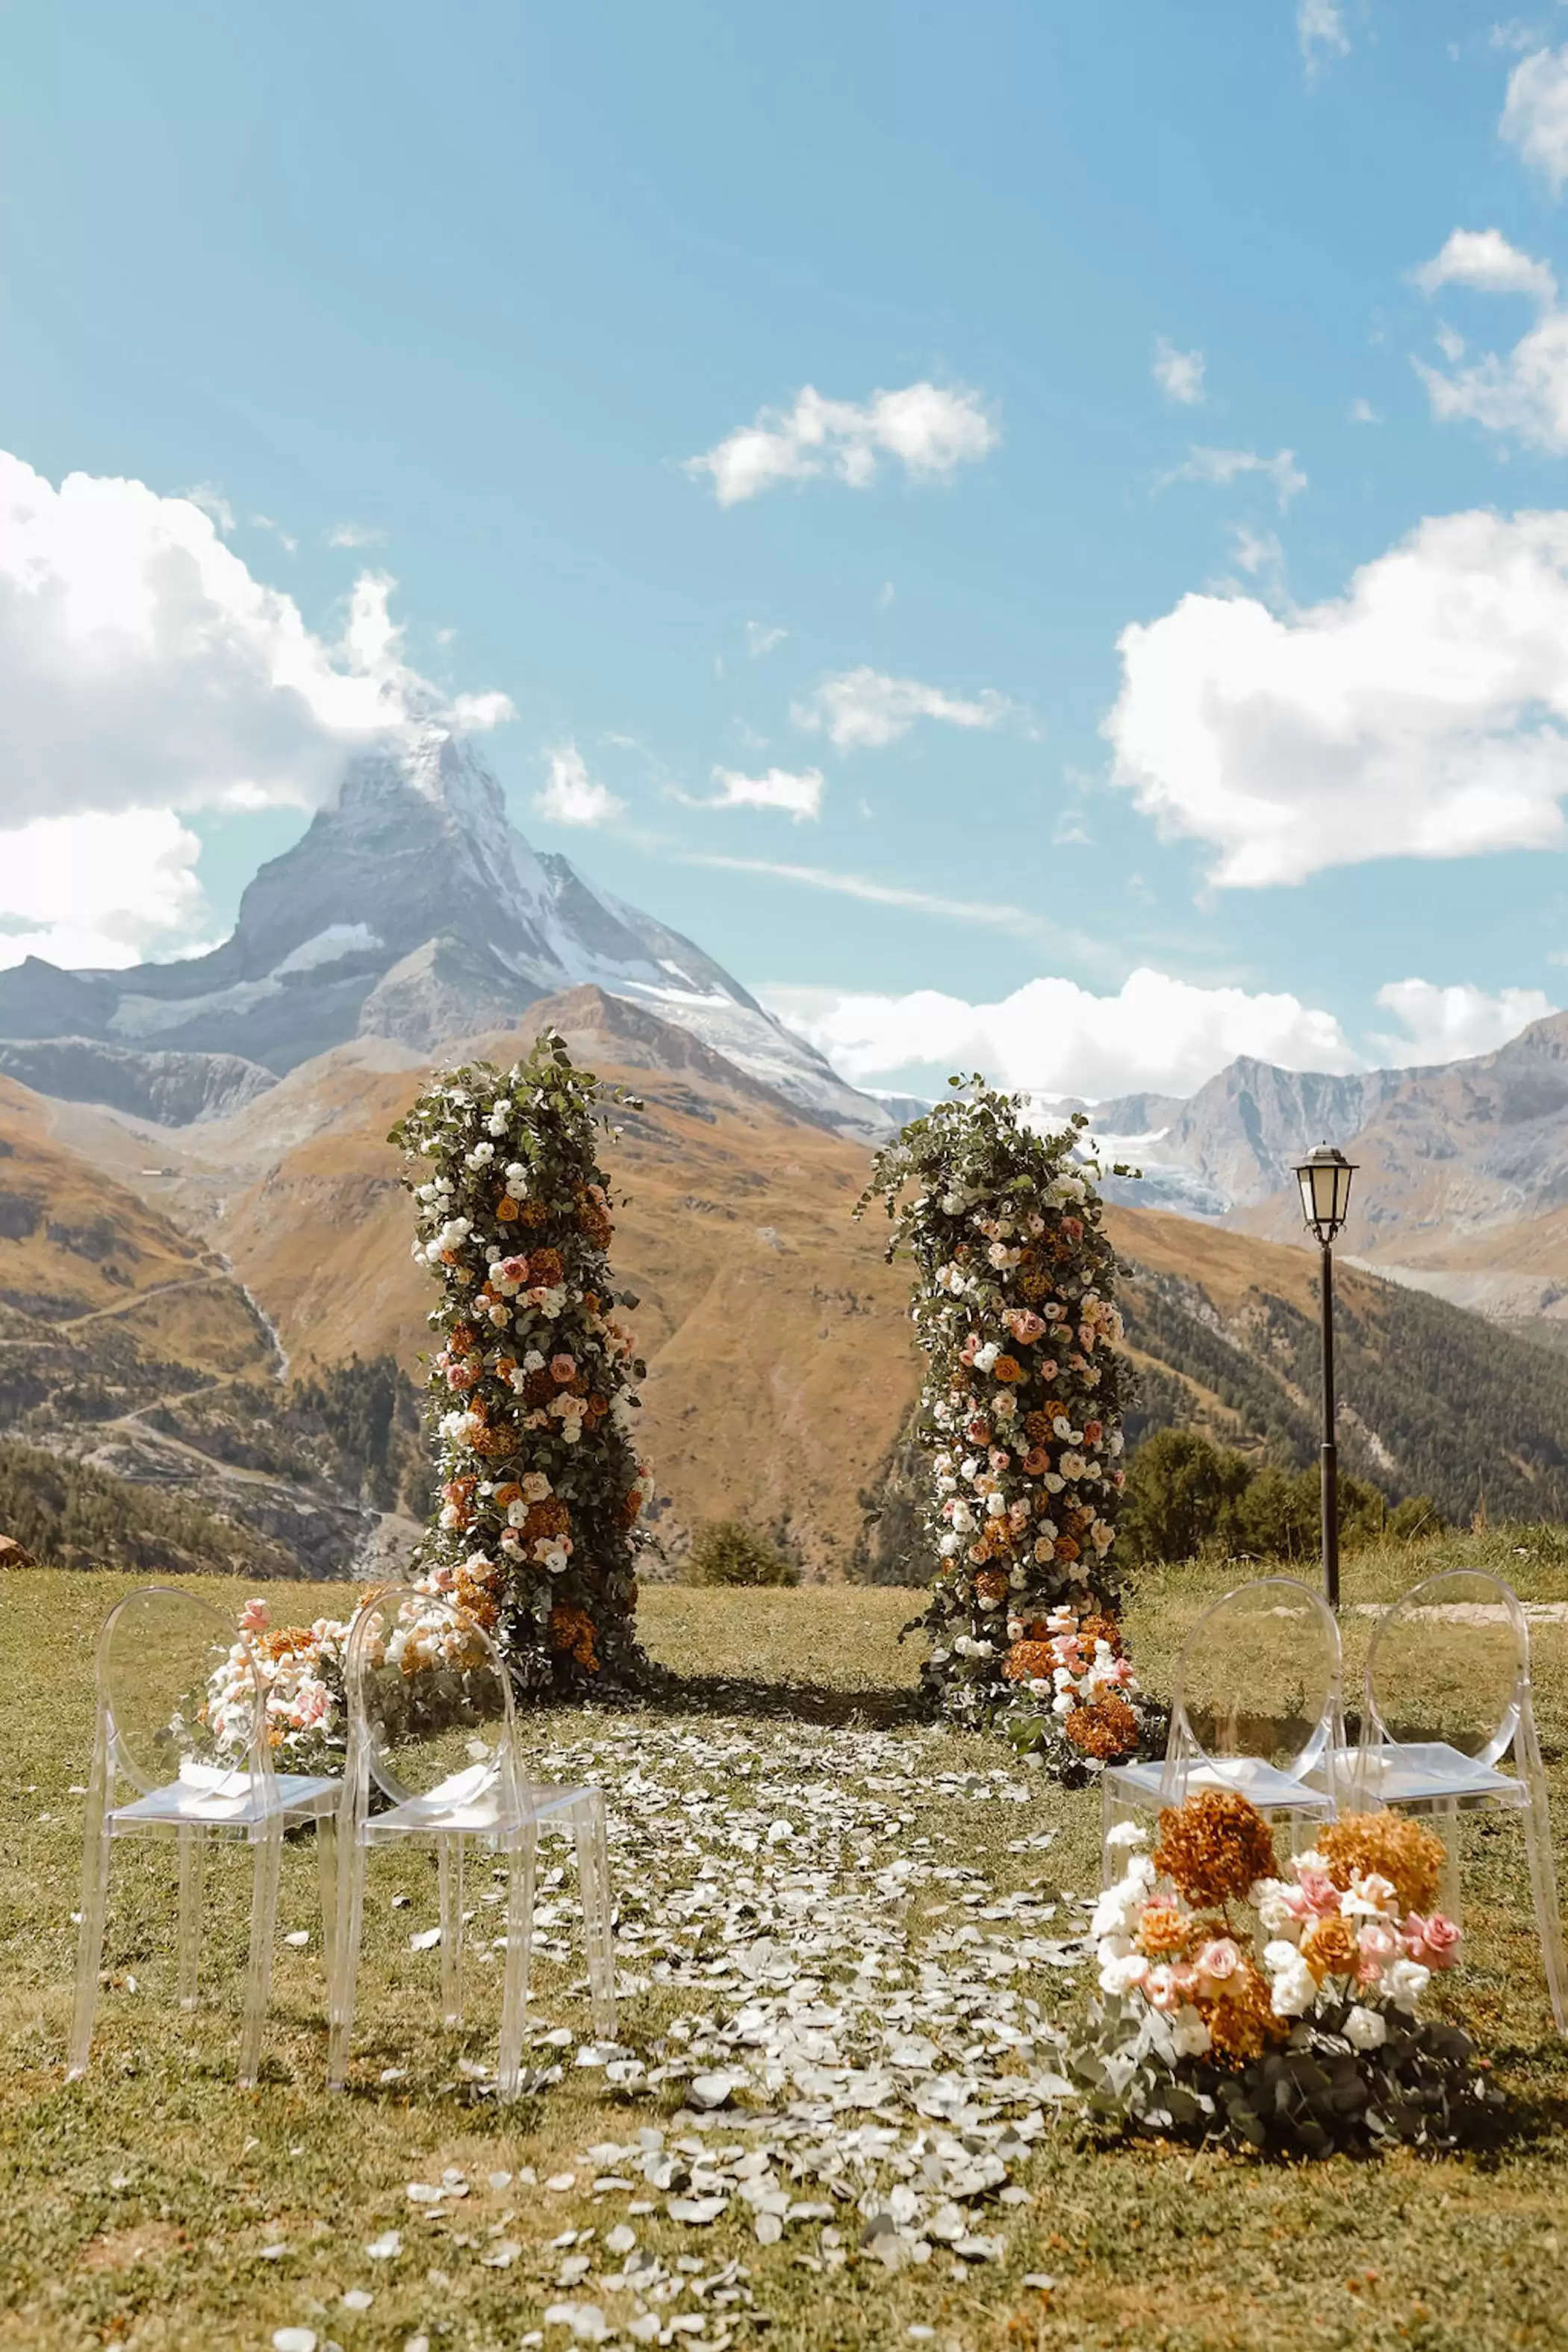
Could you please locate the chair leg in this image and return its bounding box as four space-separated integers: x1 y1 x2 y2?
315 1813 340 2016
177 1827 205 2012
1519 1791 1568 2038
67 1813 113 2081
497 1825 537 2102
326 1833 364 2093
1100 1780 1143 1889
438 1835 464 2029
1435 1799 1463 1930
575 1796 617 2043
238 1820 283 2090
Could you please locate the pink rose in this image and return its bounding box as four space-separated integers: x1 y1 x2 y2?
1404 1913 1461 1970
550 1353 576 1381
1195 1937 1242 1985
495 1254 529 1284
1296 1864 1341 1917
1143 1964 1182 2012
238 1597 269 1634
1357 1920 1400 1983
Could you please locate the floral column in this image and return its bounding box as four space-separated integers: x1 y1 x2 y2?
858 1080 1155 1778
391 1029 652 1694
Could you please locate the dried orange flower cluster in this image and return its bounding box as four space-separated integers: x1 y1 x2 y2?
1153 1789 1280 1908
1065 1691 1141 1758
1319 1811 1445 1917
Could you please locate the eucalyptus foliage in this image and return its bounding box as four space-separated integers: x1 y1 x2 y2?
1069 1988 1505 2158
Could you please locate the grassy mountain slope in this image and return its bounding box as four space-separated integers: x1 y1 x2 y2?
9 1019 1568 1576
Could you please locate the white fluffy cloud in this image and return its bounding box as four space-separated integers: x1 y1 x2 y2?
1105 507 1568 886
0 809 206 971
1370 978 1555 1065
685 382 997 506
1153 340 1205 405
764 968 1358 1102
1502 46 1568 191
1414 226 1557 305
1298 0 1350 75
0 449 512 830
535 744 625 827
703 767 824 821
794 666 1012 750
1415 228 1568 448
1165 447 1307 508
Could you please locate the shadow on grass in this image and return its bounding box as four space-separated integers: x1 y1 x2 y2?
632 1666 931 1731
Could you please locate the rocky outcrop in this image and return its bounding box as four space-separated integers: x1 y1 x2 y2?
0 1038 278 1127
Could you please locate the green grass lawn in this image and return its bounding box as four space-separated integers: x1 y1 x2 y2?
4 1544 1568 2352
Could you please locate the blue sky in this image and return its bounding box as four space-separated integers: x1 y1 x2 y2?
7 1 1568 1098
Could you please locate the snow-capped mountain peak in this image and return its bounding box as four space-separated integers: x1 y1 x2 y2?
0 729 889 1139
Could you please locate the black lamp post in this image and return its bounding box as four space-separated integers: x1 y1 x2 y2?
1294 1144 1357 1609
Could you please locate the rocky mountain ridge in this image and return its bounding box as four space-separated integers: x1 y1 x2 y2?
1077 1010 1568 1332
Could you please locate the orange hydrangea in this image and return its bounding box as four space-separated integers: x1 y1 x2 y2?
1319 1811 1444 1916
1064 1692 1139 1759
1153 1791 1278 1908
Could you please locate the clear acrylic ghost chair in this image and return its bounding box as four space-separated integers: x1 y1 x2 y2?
1101 1575 1345 1883
69 1585 340 2086
1348 1567 1567 2036
328 1583 615 2098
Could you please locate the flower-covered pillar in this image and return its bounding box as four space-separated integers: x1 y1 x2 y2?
391 1029 652 1695
857 1080 1153 1776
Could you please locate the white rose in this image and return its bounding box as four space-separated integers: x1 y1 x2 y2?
939 1533 961 1558
1098 1951 1150 1997
1343 2004 1387 2051
1382 1957 1431 2013
1269 1957 1317 2019
1170 2005 1212 2059
986 1493 1007 1519
1254 1885 1301 1939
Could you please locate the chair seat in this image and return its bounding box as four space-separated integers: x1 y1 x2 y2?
360 1770 594 1844
111 1769 339 1832
1343 1742 1523 1808
1106 1755 1334 1811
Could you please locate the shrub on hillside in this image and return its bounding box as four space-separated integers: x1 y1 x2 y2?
1121 1424 1448 1564
685 1518 799 1586
1121 1427 1252 1565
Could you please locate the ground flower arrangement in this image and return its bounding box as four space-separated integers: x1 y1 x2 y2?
857 1079 1160 1781
193 1575 503 1779
391 1027 653 1696
1070 1790 1503 2156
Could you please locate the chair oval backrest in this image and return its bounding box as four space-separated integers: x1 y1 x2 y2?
345 1582 517 1810
99 1584 263 1798
1365 1569 1528 1767
1167 1575 1342 1785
